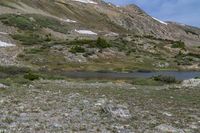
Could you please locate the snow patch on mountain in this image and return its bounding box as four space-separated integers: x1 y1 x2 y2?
75 29 97 35
152 17 168 25
72 0 97 4
59 18 77 23
0 40 15 47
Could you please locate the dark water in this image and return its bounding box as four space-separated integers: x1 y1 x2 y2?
63 71 200 80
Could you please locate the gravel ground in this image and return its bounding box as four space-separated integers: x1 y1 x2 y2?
0 85 133 132
0 80 200 132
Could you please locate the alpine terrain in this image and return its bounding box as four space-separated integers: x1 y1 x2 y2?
0 0 200 132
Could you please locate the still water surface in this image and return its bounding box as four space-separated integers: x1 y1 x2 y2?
63 71 200 80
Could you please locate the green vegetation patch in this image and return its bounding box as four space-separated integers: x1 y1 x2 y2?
12 32 50 45
187 52 200 59
131 78 163 86
0 2 16 9
68 37 111 49
24 72 40 81
0 66 31 85
70 45 85 53
0 14 71 33
0 14 38 30
175 51 200 66
24 47 45 54
29 14 70 34
153 75 177 84
68 39 96 46
96 37 111 49
171 40 185 49
0 66 30 76
0 65 65 86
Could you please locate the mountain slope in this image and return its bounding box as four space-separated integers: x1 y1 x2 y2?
0 0 199 71
0 0 200 45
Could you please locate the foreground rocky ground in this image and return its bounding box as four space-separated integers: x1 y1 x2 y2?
0 79 200 133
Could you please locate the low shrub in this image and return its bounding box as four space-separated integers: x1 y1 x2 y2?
70 46 85 53
68 38 111 49
45 34 52 42
187 53 200 59
24 72 39 81
171 40 185 49
0 66 30 75
25 48 44 54
153 75 177 84
96 37 111 49
12 76 30 84
12 32 46 45
68 39 95 46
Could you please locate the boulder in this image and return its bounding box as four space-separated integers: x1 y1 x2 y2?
104 104 131 120
182 79 200 88
0 83 8 89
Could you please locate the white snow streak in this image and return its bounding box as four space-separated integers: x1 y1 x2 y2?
152 17 168 25
75 29 97 35
0 40 15 47
59 18 77 23
72 0 97 4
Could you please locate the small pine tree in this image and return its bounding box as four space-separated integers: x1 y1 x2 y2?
96 37 110 49
24 72 39 81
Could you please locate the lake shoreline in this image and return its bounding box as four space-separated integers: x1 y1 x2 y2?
56 70 200 80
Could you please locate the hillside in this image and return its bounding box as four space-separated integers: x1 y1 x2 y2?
1 0 200 43
0 0 200 71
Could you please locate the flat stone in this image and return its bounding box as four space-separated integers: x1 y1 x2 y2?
104 104 131 119
182 79 200 88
